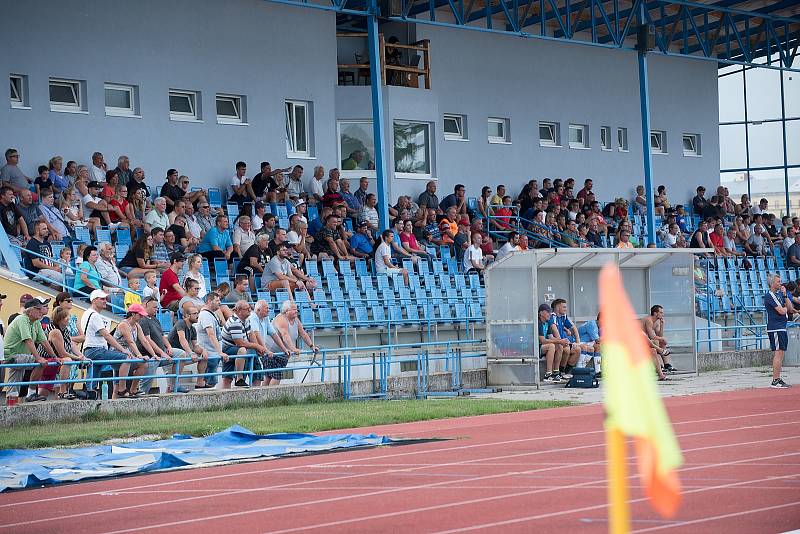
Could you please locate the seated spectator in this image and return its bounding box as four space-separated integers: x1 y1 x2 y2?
709 223 727 256
34 165 53 197
72 246 102 298
349 220 376 259
421 208 446 247
126 166 150 200
492 196 514 230
374 230 409 285
662 223 680 248
469 217 494 257
232 215 256 258
236 234 270 291
692 186 707 216
690 220 712 250
736 194 752 216
311 214 353 262
439 184 466 215
159 169 183 212
198 214 235 262
321 173 343 209
196 293 227 387
632 185 647 217
262 243 315 301
159 253 187 312
305 165 323 204
782 228 797 257
744 224 772 257
751 197 769 215
551 298 583 378
0 148 31 194
47 306 89 399
229 161 256 206
702 195 723 220
724 227 746 260
389 217 417 264
246 301 281 387
24 221 64 286
96 242 123 291
125 276 143 310
400 219 428 257
537 303 565 383
268 227 288 257
80 180 112 229
674 205 688 233
220 300 269 388
463 233 493 273
643 304 673 373
260 212 278 241
262 300 318 385
477 186 493 219
4 297 59 404
359 193 380 232
17 189 41 236
150 228 171 271
585 218 603 247
561 220 580 248
787 234 800 268
252 162 289 202
167 303 213 389
490 184 506 210
178 278 205 316
308 206 331 237
417 180 439 212
119 234 158 278
145 197 169 233
615 227 634 249
653 185 669 216
496 231 519 259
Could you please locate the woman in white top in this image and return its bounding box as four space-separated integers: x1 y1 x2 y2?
183 253 207 299
232 215 256 258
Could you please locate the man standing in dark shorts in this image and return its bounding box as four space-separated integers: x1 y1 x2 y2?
764 273 792 389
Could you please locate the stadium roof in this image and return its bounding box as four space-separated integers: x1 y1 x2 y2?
268 0 800 71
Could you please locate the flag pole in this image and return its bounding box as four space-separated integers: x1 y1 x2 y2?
607 426 630 534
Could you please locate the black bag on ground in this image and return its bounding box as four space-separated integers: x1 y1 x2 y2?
564 367 598 388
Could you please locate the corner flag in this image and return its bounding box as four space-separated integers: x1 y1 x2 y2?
600 263 683 532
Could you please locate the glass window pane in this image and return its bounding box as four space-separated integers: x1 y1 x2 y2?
443 117 459 134
719 124 746 169
105 88 131 109
394 121 430 174
339 121 375 171
783 71 800 118
720 171 748 206
747 168 787 215
170 94 192 113
569 126 580 144
748 121 784 168
216 98 238 117
488 120 503 138
791 173 800 217
718 70 744 123
745 68 781 121
10 78 20 101
50 83 76 104
539 125 553 142
294 105 307 152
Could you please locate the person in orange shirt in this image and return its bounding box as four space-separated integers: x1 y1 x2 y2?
615 228 634 248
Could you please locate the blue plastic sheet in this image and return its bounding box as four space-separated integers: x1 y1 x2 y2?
0 425 393 492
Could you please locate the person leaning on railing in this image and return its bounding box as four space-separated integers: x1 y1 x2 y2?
46 306 88 400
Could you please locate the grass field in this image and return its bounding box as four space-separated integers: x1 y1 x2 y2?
0 396 571 450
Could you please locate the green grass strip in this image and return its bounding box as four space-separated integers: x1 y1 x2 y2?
1 397 571 450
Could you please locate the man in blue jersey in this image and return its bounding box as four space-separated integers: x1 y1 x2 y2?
537 303 565 383
551 298 582 379
765 273 792 388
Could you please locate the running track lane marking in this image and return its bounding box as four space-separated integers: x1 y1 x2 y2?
2 407 796 511
2 424 797 530
427 474 800 534
93 440 800 533
631 501 800 532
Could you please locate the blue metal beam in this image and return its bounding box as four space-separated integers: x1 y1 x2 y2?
637 5 657 247
367 0 390 232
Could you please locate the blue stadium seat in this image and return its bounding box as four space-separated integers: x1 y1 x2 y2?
208 188 222 207
116 231 131 246
354 305 369 325
355 259 368 276
74 226 91 244
305 260 319 277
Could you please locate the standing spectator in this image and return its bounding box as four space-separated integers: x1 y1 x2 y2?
144 197 169 233
417 181 439 212
229 161 256 206
4 297 59 403
692 186 707 216
24 221 63 286
81 290 143 399
168 303 212 389
90 152 107 182
220 300 268 388
0 148 31 194
159 253 187 313
198 214 234 261
439 184 466 215
262 300 318 386
764 273 791 388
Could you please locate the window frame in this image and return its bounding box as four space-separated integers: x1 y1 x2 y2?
169 89 201 122
216 93 246 125
682 133 701 157
568 123 589 149
393 119 432 179
617 127 629 152
49 78 83 113
285 99 313 158
337 120 377 177
538 121 560 147
600 126 612 151
10 75 27 109
104 83 137 117
487 117 510 144
650 130 667 154
443 114 467 141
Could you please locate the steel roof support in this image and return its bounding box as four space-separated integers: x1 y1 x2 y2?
367 0 390 231
637 8 657 247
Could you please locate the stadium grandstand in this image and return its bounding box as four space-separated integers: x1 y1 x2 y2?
0 0 799 406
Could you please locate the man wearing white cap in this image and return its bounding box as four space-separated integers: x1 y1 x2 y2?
80 289 143 399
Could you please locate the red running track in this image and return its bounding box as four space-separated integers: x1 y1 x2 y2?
1 388 799 533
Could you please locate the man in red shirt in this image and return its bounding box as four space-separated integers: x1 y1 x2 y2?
159 253 186 313
709 223 728 256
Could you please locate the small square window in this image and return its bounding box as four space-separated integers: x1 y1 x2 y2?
216 94 246 124
682 133 701 156
10 75 28 108
617 127 629 151
650 130 667 154
568 124 589 149
488 117 510 143
49 78 84 112
539 121 559 147
104 83 137 117
443 114 466 140
169 90 201 121
600 126 612 150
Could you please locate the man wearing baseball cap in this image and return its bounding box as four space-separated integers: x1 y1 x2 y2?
110 303 158 396
80 289 142 399
537 303 565 384
3 296 58 404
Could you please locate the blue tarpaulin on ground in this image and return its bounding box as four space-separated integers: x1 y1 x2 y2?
0 425 393 492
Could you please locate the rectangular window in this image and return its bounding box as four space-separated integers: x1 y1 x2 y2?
338 120 375 173
49 78 83 112
539 121 559 147
169 89 201 121
104 83 137 117
10 75 27 108
443 114 466 140
617 127 629 151
488 117 510 143
216 94 246 124
568 124 589 149
394 120 431 176
650 130 667 154
600 126 612 150
682 133 701 156
285 100 312 157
